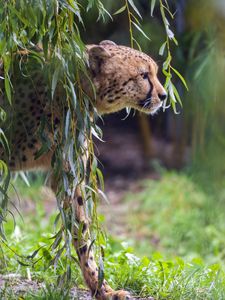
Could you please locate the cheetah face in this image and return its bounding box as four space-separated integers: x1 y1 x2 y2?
86 41 167 115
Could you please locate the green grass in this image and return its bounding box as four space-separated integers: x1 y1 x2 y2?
124 171 225 264
105 245 225 299
1 171 225 299
0 175 83 299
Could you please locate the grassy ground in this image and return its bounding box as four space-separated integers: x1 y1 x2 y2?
1 171 225 299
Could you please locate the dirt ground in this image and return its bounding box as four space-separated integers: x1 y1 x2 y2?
0 274 154 300
0 274 92 300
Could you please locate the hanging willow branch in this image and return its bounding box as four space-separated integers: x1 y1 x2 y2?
151 0 188 112
0 0 108 275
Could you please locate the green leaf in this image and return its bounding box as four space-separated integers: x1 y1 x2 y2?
4 75 12 105
132 37 142 51
96 168 104 191
0 160 8 180
19 172 30 187
150 0 156 16
52 231 63 250
172 82 183 107
159 41 167 56
0 128 10 157
163 53 171 71
171 99 180 114
114 5 126 15
98 189 109 204
0 107 6 122
132 22 150 41
171 66 189 91
68 79 77 109
26 247 43 259
127 0 142 19
91 127 104 142
98 256 104 289
64 109 71 139
42 248 53 262
166 27 174 40
66 265 71 281
17 260 30 267
8 4 34 28
168 81 176 103
172 36 178 46
51 66 60 99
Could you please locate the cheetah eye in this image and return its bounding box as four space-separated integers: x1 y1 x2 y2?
141 72 149 80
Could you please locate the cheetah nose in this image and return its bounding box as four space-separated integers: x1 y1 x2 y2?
158 93 167 101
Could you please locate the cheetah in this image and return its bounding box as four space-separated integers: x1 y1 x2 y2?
0 40 167 299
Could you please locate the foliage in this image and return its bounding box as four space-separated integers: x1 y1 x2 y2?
0 177 83 286
125 171 225 264
105 246 225 299
158 0 225 180
186 38 225 187
1 173 225 299
151 0 188 112
0 0 108 281
1 1 224 299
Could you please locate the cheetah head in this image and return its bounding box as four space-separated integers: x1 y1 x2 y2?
85 40 167 115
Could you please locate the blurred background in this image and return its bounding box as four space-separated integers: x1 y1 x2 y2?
76 0 225 258
2 1 225 296
76 0 224 175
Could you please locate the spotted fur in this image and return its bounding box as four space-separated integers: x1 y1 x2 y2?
0 41 166 300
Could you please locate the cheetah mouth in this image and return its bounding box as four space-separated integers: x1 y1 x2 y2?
137 98 162 114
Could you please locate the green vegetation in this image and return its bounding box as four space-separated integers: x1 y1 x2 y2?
0 2 184 293
1 1 225 299
1 172 225 299
125 171 225 264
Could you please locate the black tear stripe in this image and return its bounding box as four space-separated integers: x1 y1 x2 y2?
147 79 153 98
139 79 154 106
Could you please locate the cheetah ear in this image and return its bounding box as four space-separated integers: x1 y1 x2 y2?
87 45 111 76
99 40 117 46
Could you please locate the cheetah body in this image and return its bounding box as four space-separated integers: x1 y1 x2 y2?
0 41 166 300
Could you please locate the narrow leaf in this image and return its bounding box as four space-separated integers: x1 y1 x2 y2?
4 75 12 105
114 5 126 15
127 0 142 19
168 81 176 103
159 42 167 56
19 172 30 187
132 22 150 41
172 83 183 107
171 66 189 90
163 53 171 71
98 256 104 289
151 0 156 16
51 66 60 99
